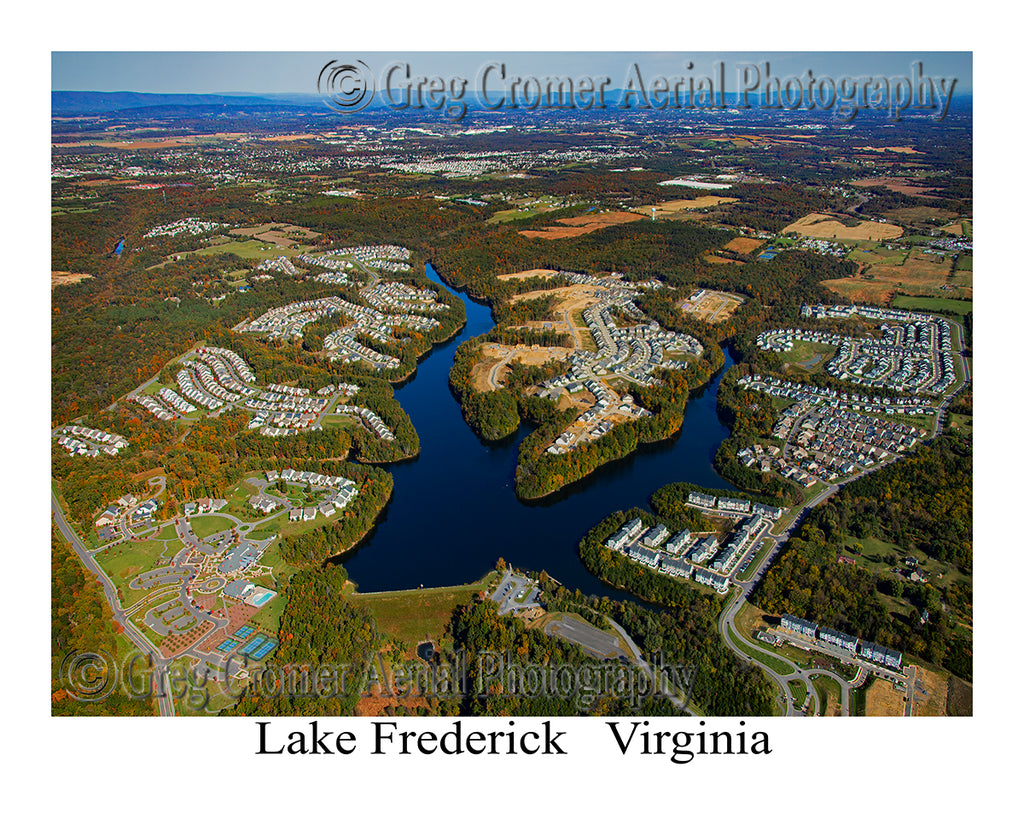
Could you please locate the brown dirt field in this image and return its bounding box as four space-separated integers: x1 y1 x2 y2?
679 289 746 323
829 248 959 303
850 177 940 195
723 237 765 254
471 343 571 391
823 245 964 304
857 146 923 154
508 283 604 307
52 270 93 288
883 206 957 225
230 222 321 242
159 620 214 659
940 222 964 235
865 676 907 716
783 213 904 241
910 666 950 716
470 353 507 391
519 211 643 239
945 676 973 716
705 254 744 265
73 178 137 187
633 196 738 216
258 134 319 142
496 268 562 280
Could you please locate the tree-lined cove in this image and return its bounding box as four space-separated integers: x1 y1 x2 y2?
336 264 735 597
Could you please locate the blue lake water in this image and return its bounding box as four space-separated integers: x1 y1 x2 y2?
336 264 735 598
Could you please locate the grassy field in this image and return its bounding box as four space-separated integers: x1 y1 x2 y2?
849 682 867 716
783 213 903 241
248 591 288 633
776 339 836 372
787 678 808 705
487 197 578 224
847 242 907 266
189 514 237 539
96 537 179 608
728 624 796 676
891 295 973 315
180 239 312 262
825 245 963 304
352 572 498 656
838 534 970 591
811 674 844 716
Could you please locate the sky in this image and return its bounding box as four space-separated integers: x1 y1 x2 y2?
52 51 972 95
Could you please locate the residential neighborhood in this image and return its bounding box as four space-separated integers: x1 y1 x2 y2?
53 425 129 458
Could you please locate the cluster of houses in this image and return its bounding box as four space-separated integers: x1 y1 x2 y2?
361 281 449 314
545 391 650 455
323 328 401 370
131 390 194 421
333 404 396 440
241 294 436 373
758 399 928 485
245 388 330 433
240 297 352 341
255 256 303 277
685 491 784 520
54 425 129 458
532 272 704 455
737 375 937 417
323 244 411 272
779 614 903 670
144 218 227 238
264 468 361 521
316 382 360 398
602 516 764 594
96 494 158 529
759 304 960 395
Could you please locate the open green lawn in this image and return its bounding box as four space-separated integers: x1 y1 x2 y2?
353 572 498 653
847 242 907 266
189 514 237 539
839 534 970 591
248 591 288 634
812 674 844 715
96 537 180 608
321 414 360 429
776 339 835 372
948 413 972 435
180 239 313 262
891 295 972 315
222 477 264 520
955 252 972 270
727 625 796 676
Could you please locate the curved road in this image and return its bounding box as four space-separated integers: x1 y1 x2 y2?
52 490 176 716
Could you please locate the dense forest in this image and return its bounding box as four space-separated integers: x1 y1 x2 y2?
753 434 972 680
230 565 380 716
52 528 153 715
572 509 774 715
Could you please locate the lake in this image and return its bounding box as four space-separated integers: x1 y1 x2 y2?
336 264 735 599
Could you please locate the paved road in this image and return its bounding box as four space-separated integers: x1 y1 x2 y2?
604 617 697 716
52 490 176 716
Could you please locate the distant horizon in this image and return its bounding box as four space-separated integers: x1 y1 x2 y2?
52 52 973 95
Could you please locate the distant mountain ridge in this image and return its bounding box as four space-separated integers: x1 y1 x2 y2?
52 91 321 115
